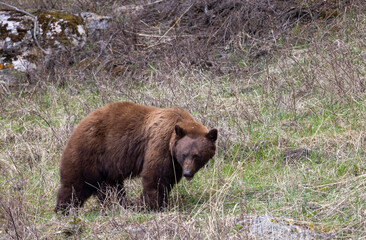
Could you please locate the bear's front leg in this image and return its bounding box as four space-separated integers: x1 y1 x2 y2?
55 183 91 214
141 175 170 210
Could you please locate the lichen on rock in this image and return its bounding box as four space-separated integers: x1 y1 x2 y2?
0 9 110 72
80 12 111 36
36 11 86 49
0 9 34 64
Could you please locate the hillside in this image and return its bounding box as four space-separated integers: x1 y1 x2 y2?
1 0 366 239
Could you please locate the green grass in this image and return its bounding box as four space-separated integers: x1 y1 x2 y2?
2 70 366 238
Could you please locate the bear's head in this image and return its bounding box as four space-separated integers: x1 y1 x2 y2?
172 122 217 181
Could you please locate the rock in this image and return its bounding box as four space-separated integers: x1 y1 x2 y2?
80 12 112 36
37 11 87 50
235 215 333 240
0 9 35 71
126 226 145 233
0 9 111 72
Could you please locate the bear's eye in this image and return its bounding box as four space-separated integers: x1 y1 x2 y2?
182 154 187 160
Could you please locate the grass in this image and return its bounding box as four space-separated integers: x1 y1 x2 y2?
1 3 366 240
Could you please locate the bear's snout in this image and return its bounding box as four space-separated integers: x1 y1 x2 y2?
183 169 194 181
182 159 196 181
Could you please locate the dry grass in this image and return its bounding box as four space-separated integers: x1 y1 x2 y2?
1 1 366 239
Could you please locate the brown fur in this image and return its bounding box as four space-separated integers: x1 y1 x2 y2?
55 102 217 213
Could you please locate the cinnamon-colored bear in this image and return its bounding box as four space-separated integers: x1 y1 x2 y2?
55 102 217 213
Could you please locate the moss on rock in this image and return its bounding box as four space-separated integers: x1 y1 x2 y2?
1 9 109 72
35 11 86 47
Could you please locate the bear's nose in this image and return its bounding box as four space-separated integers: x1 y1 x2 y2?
183 170 193 177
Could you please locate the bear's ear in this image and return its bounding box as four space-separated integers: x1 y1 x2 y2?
206 128 218 142
175 125 186 138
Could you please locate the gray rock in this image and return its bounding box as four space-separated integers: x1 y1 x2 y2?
0 9 36 71
126 226 145 233
235 215 333 240
80 12 112 36
0 9 111 72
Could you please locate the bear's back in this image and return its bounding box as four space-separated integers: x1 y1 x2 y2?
60 102 196 182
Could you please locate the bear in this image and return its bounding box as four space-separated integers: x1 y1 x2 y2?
55 102 217 213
